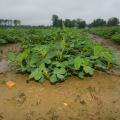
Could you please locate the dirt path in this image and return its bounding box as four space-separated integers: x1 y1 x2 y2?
0 43 120 120
88 34 120 52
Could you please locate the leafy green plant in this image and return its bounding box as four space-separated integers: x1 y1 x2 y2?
111 33 120 43
7 27 117 84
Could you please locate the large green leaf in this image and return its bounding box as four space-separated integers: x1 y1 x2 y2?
104 51 112 64
16 49 30 63
50 75 58 83
93 46 103 59
83 66 94 75
54 67 66 75
29 68 42 81
29 63 46 81
74 56 82 70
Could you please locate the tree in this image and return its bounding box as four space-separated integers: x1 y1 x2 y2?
9 20 13 26
71 19 76 27
0 19 2 26
52 15 59 27
4 19 7 26
64 19 72 27
52 15 63 27
89 18 106 27
14 20 21 26
17 20 21 26
0 19 3 26
51 15 87 28
76 19 86 28
107 17 119 26
58 19 63 28
0 19 21 27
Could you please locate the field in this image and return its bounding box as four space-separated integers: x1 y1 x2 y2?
89 26 120 43
0 27 120 120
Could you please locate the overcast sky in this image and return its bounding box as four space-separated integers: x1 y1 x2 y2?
0 0 120 25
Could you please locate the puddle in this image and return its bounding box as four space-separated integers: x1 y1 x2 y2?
0 59 9 74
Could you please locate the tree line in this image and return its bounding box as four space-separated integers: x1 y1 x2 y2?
52 15 86 28
0 19 21 26
0 15 119 28
52 15 119 28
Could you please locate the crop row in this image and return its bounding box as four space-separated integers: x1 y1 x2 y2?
7 27 117 83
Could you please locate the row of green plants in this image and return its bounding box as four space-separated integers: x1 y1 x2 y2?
0 28 23 44
7 27 117 83
0 28 52 45
89 26 120 43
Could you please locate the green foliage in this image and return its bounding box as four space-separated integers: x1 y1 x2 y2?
50 67 66 83
29 63 46 81
83 66 94 75
0 28 25 44
107 17 119 26
89 19 106 27
74 56 82 70
5 27 117 83
52 15 86 28
93 45 103 59
111 33 120 43
52 15 62 28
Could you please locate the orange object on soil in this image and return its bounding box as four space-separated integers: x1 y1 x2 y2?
6 80 16 88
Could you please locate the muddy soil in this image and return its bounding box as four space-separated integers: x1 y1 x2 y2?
88 34 120 51
88 33 120 75
0 42 120 120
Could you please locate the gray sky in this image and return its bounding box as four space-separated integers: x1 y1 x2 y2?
0 0 120 25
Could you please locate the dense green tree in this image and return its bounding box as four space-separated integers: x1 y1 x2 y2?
52 15 86 28
52 15 63 27
76 19 86 28
64 19 72 27
107 17 119 26
0 19 2 26
14 20 21 26
14 20 18 26
64 19 86 28
58 19 63 28
71 19 76 27
52 15 59 27
89 18 106 27
9 20 13 26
